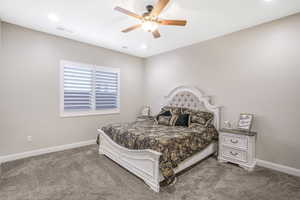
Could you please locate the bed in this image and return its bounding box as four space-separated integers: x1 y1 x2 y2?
97 86 221 192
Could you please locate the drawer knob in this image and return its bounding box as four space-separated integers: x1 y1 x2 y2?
230 139 239 144
230 151 238 156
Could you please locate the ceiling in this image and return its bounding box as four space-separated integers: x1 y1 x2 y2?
0 0 300 58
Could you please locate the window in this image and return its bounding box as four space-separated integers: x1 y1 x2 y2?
60 60 120 117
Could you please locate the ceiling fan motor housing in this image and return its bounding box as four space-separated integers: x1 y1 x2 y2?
143 5 154 17
146 5 154 13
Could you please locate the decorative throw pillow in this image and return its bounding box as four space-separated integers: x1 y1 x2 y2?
174 114 190 127
156 110 171 122
169 114 179 126
170 107 181 115
190 114 207 125
181 107 191 114
156 106 181 126
157 115 172 126
181 108 214 127
189 111 214 127
189 123 206 129
161 106 181 115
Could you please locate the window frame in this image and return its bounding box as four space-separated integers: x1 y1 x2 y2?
60 60 120 117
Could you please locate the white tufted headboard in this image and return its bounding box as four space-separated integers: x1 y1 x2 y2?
163 86 221 130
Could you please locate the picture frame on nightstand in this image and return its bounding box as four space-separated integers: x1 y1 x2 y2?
238 113 254 132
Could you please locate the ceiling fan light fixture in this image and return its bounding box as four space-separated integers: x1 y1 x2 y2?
141 20 158 32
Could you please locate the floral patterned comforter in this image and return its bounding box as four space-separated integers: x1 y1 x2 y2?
97 119 218 184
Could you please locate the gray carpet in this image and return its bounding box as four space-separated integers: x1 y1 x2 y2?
0 145 300 200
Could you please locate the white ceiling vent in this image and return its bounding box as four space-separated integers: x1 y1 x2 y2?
56 26 74 34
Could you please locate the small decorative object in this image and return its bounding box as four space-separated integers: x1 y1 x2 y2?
224 121 233 129
238 113 254 132
141 105 151 116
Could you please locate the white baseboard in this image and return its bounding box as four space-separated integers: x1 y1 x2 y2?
256 159 300 177
0 140 95 164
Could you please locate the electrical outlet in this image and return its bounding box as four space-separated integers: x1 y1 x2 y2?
27 136 32 142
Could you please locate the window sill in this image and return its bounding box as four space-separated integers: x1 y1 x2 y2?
60 109 120 118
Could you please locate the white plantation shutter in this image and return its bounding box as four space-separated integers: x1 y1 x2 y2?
95 69 119 110
60 61 120 117
63 65 93 111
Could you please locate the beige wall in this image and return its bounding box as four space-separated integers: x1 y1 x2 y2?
0 18 2 63
144 14 300 169
0 18 2 47
0 22 144 156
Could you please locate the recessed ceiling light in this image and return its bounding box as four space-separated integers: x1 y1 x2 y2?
48 13 60 22
264 0 273 2
141 44 148 49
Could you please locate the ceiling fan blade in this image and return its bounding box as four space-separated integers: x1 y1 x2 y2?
159 20 187 26
114 6 143 20
152 30 161 39
122 24 142 33
150 0 170 17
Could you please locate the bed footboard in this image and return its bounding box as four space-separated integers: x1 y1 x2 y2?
97 129 162 192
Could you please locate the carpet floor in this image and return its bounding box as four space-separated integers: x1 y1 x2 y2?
0 145 299 200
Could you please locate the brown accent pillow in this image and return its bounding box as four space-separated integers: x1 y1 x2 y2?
181 108 214 127
190 114 207 125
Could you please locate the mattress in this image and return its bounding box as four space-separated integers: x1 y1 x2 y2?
98 119 218 184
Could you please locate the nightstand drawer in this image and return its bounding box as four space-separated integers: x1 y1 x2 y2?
221 147 248 163
221 133 248 149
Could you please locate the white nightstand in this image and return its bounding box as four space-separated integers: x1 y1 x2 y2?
218 128 257 171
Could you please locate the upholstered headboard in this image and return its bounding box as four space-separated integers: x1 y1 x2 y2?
164 86 221 130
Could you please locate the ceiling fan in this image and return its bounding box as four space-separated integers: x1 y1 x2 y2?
114 0 187 39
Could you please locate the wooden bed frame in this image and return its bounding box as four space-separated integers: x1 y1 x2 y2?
97 86 221 192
